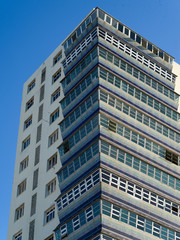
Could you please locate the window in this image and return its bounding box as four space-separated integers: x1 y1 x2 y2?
38 104 43 122
19 157 29 173
41 68 46 83
15 204 24 221
39 85 45 102
47 153 57 171
52 69 61 84
24 116 32 130
14 231 22 240
51 88 60 103
44 235 54 240
17 180 26 196
36 124 42 143
29 219 35 240
48 129 58 147
30 193 37 216
165 150 178 165
32 169 39 190
34 145 40 166
26 97 34 111
50 108 59 124
22 136 30 151
53 51 62 65
46 178 56 197
45 206 55 224
27 79 35 93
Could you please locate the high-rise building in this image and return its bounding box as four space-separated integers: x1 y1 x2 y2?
8 7 180 240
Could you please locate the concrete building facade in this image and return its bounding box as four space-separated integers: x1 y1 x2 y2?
8 7 180 240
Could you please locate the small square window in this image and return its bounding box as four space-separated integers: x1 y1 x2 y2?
148 43 152 51
142 39 147 48
118 23 123 32
130 31 135 40
153 46 158 55
136 35 141 44
106 15 111 24
125 28 129 36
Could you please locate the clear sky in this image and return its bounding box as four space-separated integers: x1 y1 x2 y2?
1 0 180 239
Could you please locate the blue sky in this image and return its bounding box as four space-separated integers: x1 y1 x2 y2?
1 0 180 239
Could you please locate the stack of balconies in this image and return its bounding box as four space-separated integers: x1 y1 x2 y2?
54 8 180 240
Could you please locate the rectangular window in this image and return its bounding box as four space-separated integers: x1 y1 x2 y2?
17 180 26 196
51 88 60 103
28 219 35 240
34 145 40 166
22 136 30 151
24 115 32 130
27 79 35 93
47 153 57 171
45 206 55 224
38 104 43 122
32 169 39 190
19 157 28 173
14 231 22 240
26 97 34 111
52 69 61 84
50 108 59 124
53 51 62 65
48 129 58 146
30 193 37 216
36 124 42 143
41 68 46 83
39 85 45 102
15 204 24 221
46 178 56 197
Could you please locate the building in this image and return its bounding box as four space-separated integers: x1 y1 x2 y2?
8 7 180 240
